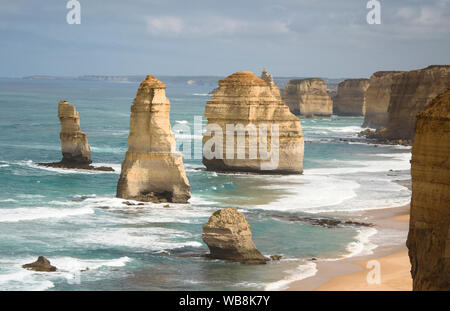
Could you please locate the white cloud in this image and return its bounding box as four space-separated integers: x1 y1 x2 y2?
145 15 291 37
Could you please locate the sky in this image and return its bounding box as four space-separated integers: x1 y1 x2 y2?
0 0 449 78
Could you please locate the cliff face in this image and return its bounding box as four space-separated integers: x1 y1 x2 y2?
281 78 333 116
383 65 450 140
202 71 304 174
333 79 370 116
202 208 268 264
116 75 191 203
362 71 403 128
58 100 92 164
407 87 450 290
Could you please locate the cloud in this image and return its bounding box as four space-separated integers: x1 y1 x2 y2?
145 15 291 37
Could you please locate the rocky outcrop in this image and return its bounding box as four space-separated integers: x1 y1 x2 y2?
407 88 450 290
362 71 403 128
382 65 450 140
260 69 281 99
202 71 304 174
116 75 191 203
22 256 57 272
281 78 333 116
202 208 268 264
333 79 370 116
38 101 114 171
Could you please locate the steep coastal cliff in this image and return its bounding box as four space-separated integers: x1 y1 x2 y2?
202 208 268 264
116 75 191 203
281 78 333 116
383 65 450 140
202 71 304 174
407 88 450 290
362 71 403 128
333 79 370 116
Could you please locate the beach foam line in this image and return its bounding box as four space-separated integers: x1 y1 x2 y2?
0 206 94 223
344 227 378 258
264 262 318 291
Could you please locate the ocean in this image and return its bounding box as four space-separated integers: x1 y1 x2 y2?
0 78 411 291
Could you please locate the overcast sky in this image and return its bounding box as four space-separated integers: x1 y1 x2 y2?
0 0 449 78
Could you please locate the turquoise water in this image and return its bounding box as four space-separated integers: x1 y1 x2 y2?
0 78 411 290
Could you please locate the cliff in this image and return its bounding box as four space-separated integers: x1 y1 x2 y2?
383 65 450 140
362 71 403 128
333 79 370 116
407 87 450 290
202 71 304 174
281 78 333 116
202 208 268 264
116 75 191 203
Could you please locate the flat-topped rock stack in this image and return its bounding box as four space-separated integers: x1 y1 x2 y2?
116 75 191 203
407 87 450 290
202 71 304 174
281 78 333 117
362 71 404 128
333 79 370 116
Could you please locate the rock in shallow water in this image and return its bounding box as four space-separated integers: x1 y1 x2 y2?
22 256 57 272
202 208 268 265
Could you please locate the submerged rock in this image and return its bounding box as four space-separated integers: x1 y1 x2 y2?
407 88 450 290
22 256 57 272
116 75 191 203
281 78 333 116
202 208 268 264
333 79 370 116
202 70 304 174
38 100 113 171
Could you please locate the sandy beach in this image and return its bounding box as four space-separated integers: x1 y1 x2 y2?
288 203 412 291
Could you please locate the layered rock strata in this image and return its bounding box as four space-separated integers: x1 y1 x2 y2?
202 71 304 174
39 101 113 171
362 71 403 128
116 75 191 203
281 78 333 116
333 79 370 116
407 88 450 290
382 65 450 140
202 208 268 264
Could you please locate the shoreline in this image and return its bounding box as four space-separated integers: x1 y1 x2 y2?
287 203 412 291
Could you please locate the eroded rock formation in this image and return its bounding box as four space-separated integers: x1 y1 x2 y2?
362 71 403 128
22 256 57 272
260 69 281 99
202 208 268 264
333 79 370 116
382 65 450 140
281 78 333 116
116 75 191 203
407 88 450 290
38 101 113 171
202 71 304 174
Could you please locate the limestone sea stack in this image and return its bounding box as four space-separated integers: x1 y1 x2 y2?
116 75 191 203
22 256 57 272
202 208 268 264
407 88 450 290
38 101 113 171
362 71 403 128
333 79 370 116
202 71 304 174
382 65 450 141
281 78 333 116
260 69 281 99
